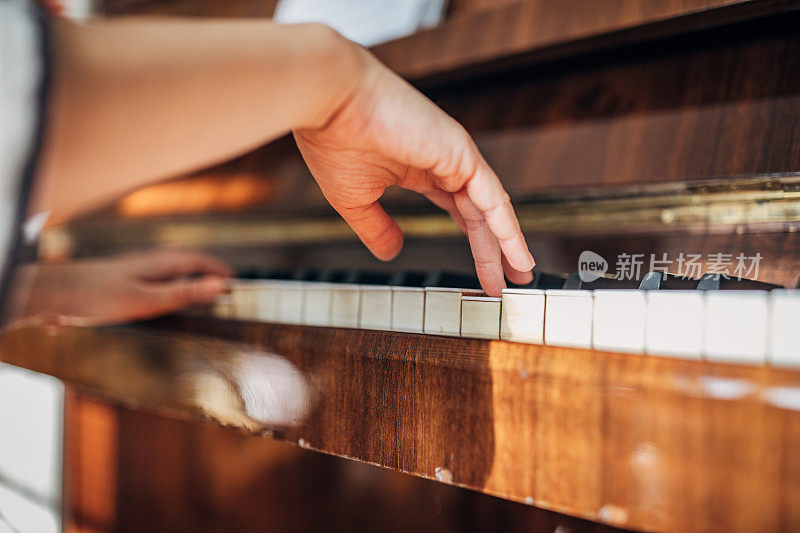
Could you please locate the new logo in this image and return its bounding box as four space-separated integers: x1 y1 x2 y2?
578 250 608 282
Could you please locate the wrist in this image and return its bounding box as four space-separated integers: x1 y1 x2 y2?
292 23 371 130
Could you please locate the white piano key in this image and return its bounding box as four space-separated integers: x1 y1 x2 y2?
460 296 501 339
424 288 482 336
500 288 545 344
302 283 332 326
330 284 361 328
704 291 768 364
359 286 392 330
592 290 647 353
391 287 425 333
253 281 278 322
230 281 257 320
544 290 593 349
768 290 800 368
645 291 704 358
276 281 304 324
212 292 234 318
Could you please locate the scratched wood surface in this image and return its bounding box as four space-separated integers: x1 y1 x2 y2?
63 391 626 532
2 319 799 531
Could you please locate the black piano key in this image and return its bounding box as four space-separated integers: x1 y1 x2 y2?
318 270 349 283
562 272 582 289
661 273 700 290
532 271 567 290
424 271 482 290
638 272 698 290
352 271 393 285
505 271 566 290
696 273 721 291
638 271 663 290
562 271 640 290
392 271 428 287
238 268 261 280
260 269 294 280
294 269 322 281
697 273 782 291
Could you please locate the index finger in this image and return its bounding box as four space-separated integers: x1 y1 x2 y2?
463 158 534 273
417 118 534 273
132 250 234 281
454 191 505 296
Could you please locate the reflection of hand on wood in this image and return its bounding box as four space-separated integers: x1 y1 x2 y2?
9 249 231 327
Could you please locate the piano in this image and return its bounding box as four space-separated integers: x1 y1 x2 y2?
2 1 800 531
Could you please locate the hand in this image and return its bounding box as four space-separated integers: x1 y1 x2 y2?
11 249 232 326
295 41 534 296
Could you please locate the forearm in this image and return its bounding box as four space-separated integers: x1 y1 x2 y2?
35 17 363 223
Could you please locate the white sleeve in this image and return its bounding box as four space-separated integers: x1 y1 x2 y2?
0 0 49 314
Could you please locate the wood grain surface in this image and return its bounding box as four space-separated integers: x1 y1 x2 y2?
102 0 800 82
3 319 799 531
373 0 800 80
63 391 627 532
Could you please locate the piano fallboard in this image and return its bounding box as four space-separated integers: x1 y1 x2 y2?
2 318 798 532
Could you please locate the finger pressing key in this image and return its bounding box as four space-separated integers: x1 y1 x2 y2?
465 160 534 272
454 191 505 296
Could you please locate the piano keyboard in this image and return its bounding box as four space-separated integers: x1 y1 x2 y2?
214 273 800 368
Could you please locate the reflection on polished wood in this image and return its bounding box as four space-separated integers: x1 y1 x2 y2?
103 0 800 83
3 318 799 531
65 392 625 532
373 0 800 81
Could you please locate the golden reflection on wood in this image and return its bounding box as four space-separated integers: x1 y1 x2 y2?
64 393 627 532
2 318 800 531
116 174 273 218
64 392 118 532
42 176 800 250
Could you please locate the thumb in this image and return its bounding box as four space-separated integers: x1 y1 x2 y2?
338 202 403 261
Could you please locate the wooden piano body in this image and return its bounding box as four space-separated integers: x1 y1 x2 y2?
4 1 800 531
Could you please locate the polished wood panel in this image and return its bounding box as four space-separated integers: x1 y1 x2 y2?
103 0 799 82
430 14 800 195
3 320 800 531
64 392 119 532
103 0 279 17
64 390 624 532
374 0 799 80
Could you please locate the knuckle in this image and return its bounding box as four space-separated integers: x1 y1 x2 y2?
433 149 477 192
464 217 487 232
366 219 396 245
474 258 497 270
484 194 512 219
496 232 519 246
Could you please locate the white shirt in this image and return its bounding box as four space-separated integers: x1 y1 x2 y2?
0 0 47 312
